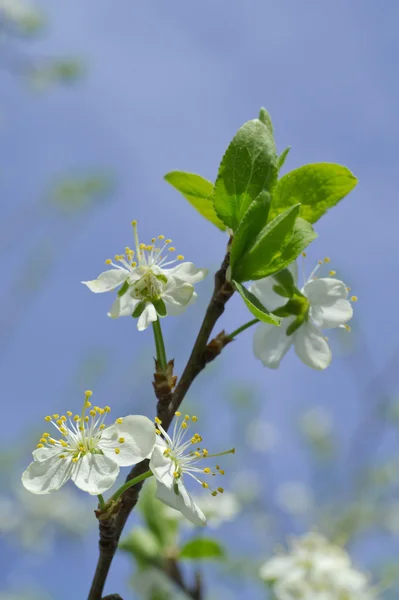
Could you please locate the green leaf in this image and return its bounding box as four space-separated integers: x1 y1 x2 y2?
164 171 226 231
180 537 225 560
230 191 271 278
270 163 357 223
232 204 300 282
258 107 274 136
233 281 281 326
213 119 278 231
276 217 318 269
138 480 178 548
119 527 162 567
277 147 291 171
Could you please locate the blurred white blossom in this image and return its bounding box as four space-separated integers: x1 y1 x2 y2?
245 419 279 454
275 481 314 516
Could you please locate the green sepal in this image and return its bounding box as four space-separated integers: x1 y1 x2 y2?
132 301 146 318
152 297 167 317
273 295 309 317
213 119 278 231
272 284 291 298
286 314 306 336
232 204 300 282
270 162 358 224
272 268 296 298
230 191 271 280
164 171 226 231
117 280 130 297
233 280 280 326
277 146 291 171
180 537 225 560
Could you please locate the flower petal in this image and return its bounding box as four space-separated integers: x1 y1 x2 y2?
304 277 348 305
294 321 332 370
249 277 285 312
82 269 128 293
167 262 208 284
100 415 156 466
163 280 195 316
137 303 158 331
149 436 175 488
310 298 353 329
71 453 119 495
108 293 140 318
253 318 294 369
32 447 61 462
155 479 206 526
22 454 73 494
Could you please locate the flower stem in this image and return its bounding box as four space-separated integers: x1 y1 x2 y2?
110 470 154 503
98 494 105 510
152 318 167 370
228 318 259 339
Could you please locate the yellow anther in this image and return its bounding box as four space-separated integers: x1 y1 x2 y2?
218 469 225 475
61 440 68 447
99 424 105 430
146 245 153 251
90 409 96 417
132 220 137 226
217 487 224 493
202 482 209 489
181 422 188 429
329 270 336 276
191 416 198 422
165 239 172 244
114 254 124 261
99 408 105 415
177 255 184 260
79 445 85 452
104 406 111 412
203 468 211 474
155 428 161 435
302 252 307 257
318 260 323 265
324 257 331 263
116 418 123 424
39 438 47 444
151 238 156 243
52 414 59 419
346 286 351 292
85 401 92 408
211 491 218 497
59 455 65 459
79 426 84 431
155 417 162 424
139 243 146 249
168 247 176 252
131 261 137 267
184 415 190 421
61 416 66 422
56 419 63 426
42 432 50 438
37 443 44 448
118 437 125 443
175 411 181 417
84 416 89 422
350 295 358 302
44 415 52 421
72 457 79 463
105 259 112 265
195 451 201 457
74 415 80 421
324 336 329 341
173 471 179 479
202 449 208 456
49 439 56 445
344 324 351 332
85 390 93 398
114 448 121 455
158 235 165 240
60 427 67 435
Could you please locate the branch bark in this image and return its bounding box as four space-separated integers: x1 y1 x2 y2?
88 248 234 600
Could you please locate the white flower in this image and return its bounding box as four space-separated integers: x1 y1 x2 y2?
22 391 156 496
82 220 207 331
260 532 375 600
149 412 234 526
250 258 355 370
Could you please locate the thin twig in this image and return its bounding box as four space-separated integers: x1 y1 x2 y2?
88 247 234 600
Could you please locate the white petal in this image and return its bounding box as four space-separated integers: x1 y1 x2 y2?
163 280 195 316
249 276 284 312
137 303 158 331
108 293 140 318
22 454 73 494
71 453 119 495
304 277 348 305
310 298 353 329
32 447 61 462
167 262 208 284
100 415 156 467
82 269 128 293
149 436 175 488
155 480 206 526
294 321 332 370
253 318 294 369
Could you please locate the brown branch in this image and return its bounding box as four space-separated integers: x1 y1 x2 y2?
88 248 234 600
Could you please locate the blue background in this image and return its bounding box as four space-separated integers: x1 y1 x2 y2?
2 1 399 598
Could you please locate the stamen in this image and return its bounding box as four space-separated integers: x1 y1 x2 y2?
114 448 120 455
350 296 358 302
118 437 125 443
329 270 336 276
116 418 123 424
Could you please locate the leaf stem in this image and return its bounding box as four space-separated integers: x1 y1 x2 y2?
152 318 167 370
110 470 154 503
228 318 259 339
97 494 105 510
